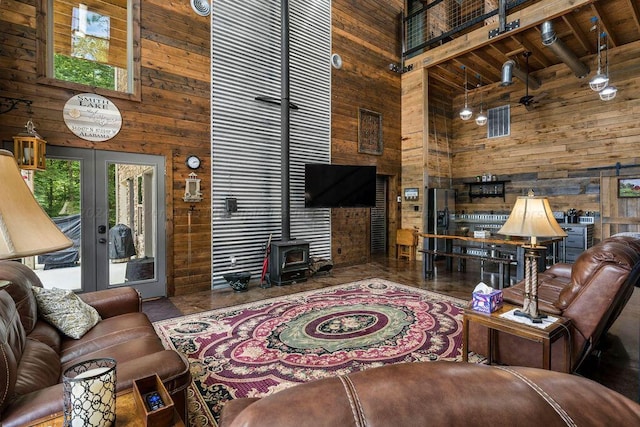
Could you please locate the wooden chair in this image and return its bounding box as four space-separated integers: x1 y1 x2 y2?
396 229 418 260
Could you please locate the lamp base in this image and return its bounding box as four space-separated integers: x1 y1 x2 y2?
513 309 547 324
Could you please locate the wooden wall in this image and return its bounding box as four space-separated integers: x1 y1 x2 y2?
0 0 211 296
331 0 404 265
2 0 406 293
402 38 640 243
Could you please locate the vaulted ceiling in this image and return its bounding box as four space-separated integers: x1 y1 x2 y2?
408 0 640 103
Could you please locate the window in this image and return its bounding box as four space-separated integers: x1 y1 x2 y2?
487 105 510 138
37 0 140 100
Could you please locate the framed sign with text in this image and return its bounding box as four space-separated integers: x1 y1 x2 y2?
358 108 383 155
63 93 122 142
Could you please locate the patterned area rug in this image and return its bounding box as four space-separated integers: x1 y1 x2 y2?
154 279 476 426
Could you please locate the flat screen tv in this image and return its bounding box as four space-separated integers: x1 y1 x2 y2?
305 164 377 208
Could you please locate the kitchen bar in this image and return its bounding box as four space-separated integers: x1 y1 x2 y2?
419 233 564 289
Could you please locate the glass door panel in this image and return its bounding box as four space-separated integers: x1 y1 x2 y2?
30 159 83 291
95 151 166 299
105 162 157 287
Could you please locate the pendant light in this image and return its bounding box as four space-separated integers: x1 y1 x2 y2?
589 18 608 92
459 66 473 120
598 32 617 101
475 75 487 126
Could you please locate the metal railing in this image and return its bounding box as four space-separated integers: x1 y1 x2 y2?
403 0 533 58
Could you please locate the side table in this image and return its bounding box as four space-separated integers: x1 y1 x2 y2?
30 389 185 427
462 303 572 372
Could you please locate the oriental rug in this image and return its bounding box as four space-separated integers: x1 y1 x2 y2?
154 278 476 426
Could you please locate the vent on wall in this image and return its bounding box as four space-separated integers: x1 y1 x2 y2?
191 0 210 16
487 105 510 138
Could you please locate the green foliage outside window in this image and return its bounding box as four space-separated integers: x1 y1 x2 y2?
54 54 116 90
34 159 117 227
34 159 81 218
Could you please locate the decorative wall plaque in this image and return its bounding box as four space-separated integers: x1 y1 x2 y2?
63 93 122 142
358 108 383 155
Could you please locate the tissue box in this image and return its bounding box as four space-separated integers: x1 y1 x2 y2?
472 289 503 313
474 230 491 238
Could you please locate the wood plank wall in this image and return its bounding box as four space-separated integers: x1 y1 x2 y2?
402 39 640 243
2 0 406 293
0 0 211 296
331 0 404 264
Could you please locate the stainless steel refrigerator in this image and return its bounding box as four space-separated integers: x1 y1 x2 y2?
425 188 456 252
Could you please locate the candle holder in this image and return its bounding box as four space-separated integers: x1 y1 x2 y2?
63 358 117 427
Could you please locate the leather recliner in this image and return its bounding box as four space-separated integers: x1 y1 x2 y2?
0 261 191 427
468 235 640 372
219 361 640 426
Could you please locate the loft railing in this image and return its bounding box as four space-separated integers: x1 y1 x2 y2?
403 0 533 58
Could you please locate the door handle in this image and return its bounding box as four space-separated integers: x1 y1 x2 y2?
98 238 107 244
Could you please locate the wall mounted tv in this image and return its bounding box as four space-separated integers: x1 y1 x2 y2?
304 164 377 208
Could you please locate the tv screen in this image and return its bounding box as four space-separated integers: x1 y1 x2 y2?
305 164 377 208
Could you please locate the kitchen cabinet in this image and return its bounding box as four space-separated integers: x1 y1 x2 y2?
467 180 509 201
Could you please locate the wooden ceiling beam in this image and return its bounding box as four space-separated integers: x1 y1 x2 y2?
509 35 552 68
590 3 618 47
562 12 592 54
430 66 464 90
408 0 597 70
468 51 503 81
626 0 640 33
488 44 512 62
454 58 501 87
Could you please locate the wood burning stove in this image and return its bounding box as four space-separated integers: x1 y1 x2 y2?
269 240 309 286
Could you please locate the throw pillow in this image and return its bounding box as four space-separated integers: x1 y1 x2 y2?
31 287 101 339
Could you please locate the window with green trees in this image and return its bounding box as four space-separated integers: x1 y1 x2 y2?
38 0 140 99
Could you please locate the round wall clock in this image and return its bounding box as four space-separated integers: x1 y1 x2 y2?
186 155 201 170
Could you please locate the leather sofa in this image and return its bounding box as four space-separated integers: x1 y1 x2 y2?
0 261 191 427
219 361 640 426
468 235 640 373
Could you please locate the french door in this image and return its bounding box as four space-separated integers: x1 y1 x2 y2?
30 147 166 299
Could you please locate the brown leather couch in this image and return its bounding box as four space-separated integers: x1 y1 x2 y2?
469 235 640 373
0 261 191 427
219 361 640 426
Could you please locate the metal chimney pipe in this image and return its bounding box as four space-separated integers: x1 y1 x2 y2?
541 21 590 78
501 60 515 86
281 0 291 242
500 60 541 90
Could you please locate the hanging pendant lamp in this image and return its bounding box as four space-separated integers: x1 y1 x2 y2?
459 66 473 120
589 18 608 92
598 32 617 101
475 75 487 126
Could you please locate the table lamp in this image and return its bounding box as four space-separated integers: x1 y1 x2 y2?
63 358 117 427
0 149 72 260
498 190 566 323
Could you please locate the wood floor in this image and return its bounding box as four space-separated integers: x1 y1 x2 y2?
164 255 639 403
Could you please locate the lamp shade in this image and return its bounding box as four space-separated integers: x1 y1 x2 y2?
0 149 72 260
498 193 566 245
63 358 117 427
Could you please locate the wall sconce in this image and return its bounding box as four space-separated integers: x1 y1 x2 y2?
13 118 46 170
183 172 203 202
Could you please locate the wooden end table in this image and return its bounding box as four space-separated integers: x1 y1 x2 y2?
462 303 572 372
31 389 185 427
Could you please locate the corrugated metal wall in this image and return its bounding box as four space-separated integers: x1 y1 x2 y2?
211 0 332 287
371 176 387 254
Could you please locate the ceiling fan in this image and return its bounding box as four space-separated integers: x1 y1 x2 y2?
517 52 548 111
